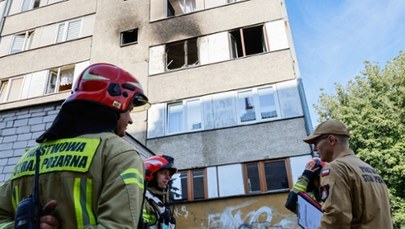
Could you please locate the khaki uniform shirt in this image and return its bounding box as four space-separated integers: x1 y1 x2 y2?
319 149 393 229
0 132 144 229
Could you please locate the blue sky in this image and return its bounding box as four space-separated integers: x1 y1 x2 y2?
285 0 405 127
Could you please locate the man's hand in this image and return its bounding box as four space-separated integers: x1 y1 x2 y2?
40 200 59 229
305 158 321 173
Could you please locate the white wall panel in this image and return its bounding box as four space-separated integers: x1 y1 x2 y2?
266 20 289 51
218 164 244 196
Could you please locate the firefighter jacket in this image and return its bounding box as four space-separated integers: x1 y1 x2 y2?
319 149 393 229
142 187 175 229
0 132 145 229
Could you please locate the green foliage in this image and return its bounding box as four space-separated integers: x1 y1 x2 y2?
314 52 405 228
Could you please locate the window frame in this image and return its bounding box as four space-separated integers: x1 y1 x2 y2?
236 86 280 124
166 98 203 135
20 0 40 12
120 28 139 47
55 18 82 43
165 37 199 71
243 159 291 194
10 30 35 54
0 80 10 103
46 65 75 94
4 77 24 102
170 169 208 202
229 25 268 59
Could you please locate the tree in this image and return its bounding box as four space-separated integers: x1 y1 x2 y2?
314 52 405 228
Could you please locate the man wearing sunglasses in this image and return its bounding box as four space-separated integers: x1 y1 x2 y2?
303 119 392 229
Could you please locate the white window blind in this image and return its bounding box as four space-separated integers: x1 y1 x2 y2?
8 78 23 101
11 35 25 53
66 20 81 40
56 24 65 42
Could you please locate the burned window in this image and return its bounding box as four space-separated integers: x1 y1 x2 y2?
120 28 138 46
166 38 198 70
230 25 267 58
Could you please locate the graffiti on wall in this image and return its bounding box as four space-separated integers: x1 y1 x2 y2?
174 200 298 229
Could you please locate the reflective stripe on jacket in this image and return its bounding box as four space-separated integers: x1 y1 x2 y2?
0 132 144 229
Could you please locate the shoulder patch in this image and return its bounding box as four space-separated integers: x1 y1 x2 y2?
321 169 330 177
321 184 330 202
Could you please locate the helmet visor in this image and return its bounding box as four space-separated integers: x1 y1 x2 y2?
132 93 151 112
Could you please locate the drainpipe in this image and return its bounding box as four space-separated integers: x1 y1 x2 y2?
0 0 12 44
297 77 313 135
297 77 318 156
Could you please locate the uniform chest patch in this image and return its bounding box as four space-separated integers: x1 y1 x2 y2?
321 184 330 202
12 137 101 180
321 169 330 177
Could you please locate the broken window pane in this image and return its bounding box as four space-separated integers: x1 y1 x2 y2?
230 25 267 58
243 26 266 55
166 38 198 70
121 29 138 46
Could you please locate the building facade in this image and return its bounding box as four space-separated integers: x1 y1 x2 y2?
0 0 314 228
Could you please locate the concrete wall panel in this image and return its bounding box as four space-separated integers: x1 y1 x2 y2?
3 0 96 35
0 37 91 79
148 50 294 103
146 118 309 169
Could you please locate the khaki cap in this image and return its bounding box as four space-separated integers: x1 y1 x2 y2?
303 119 350 144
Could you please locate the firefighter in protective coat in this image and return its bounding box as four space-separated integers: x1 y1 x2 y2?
0 63 150 228
141 155 177 229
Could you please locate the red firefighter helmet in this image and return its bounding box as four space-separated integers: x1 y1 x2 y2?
144 155 177 182
64 63 150 112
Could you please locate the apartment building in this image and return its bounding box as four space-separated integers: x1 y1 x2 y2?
0 0 314 228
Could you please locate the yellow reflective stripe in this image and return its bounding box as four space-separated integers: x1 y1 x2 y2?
294 183 307 192
120 168 144 189
74 178 84 228
74 178 96 228
142 209 157 224
11 185 19 211
0 222 13 229
85 179 96 225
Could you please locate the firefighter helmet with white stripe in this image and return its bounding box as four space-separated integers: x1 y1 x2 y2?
65 63 150 112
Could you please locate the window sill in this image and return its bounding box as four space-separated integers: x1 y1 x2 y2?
0 91 70 112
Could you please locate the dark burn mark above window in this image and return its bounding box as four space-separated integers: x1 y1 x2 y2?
120 28 138 46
